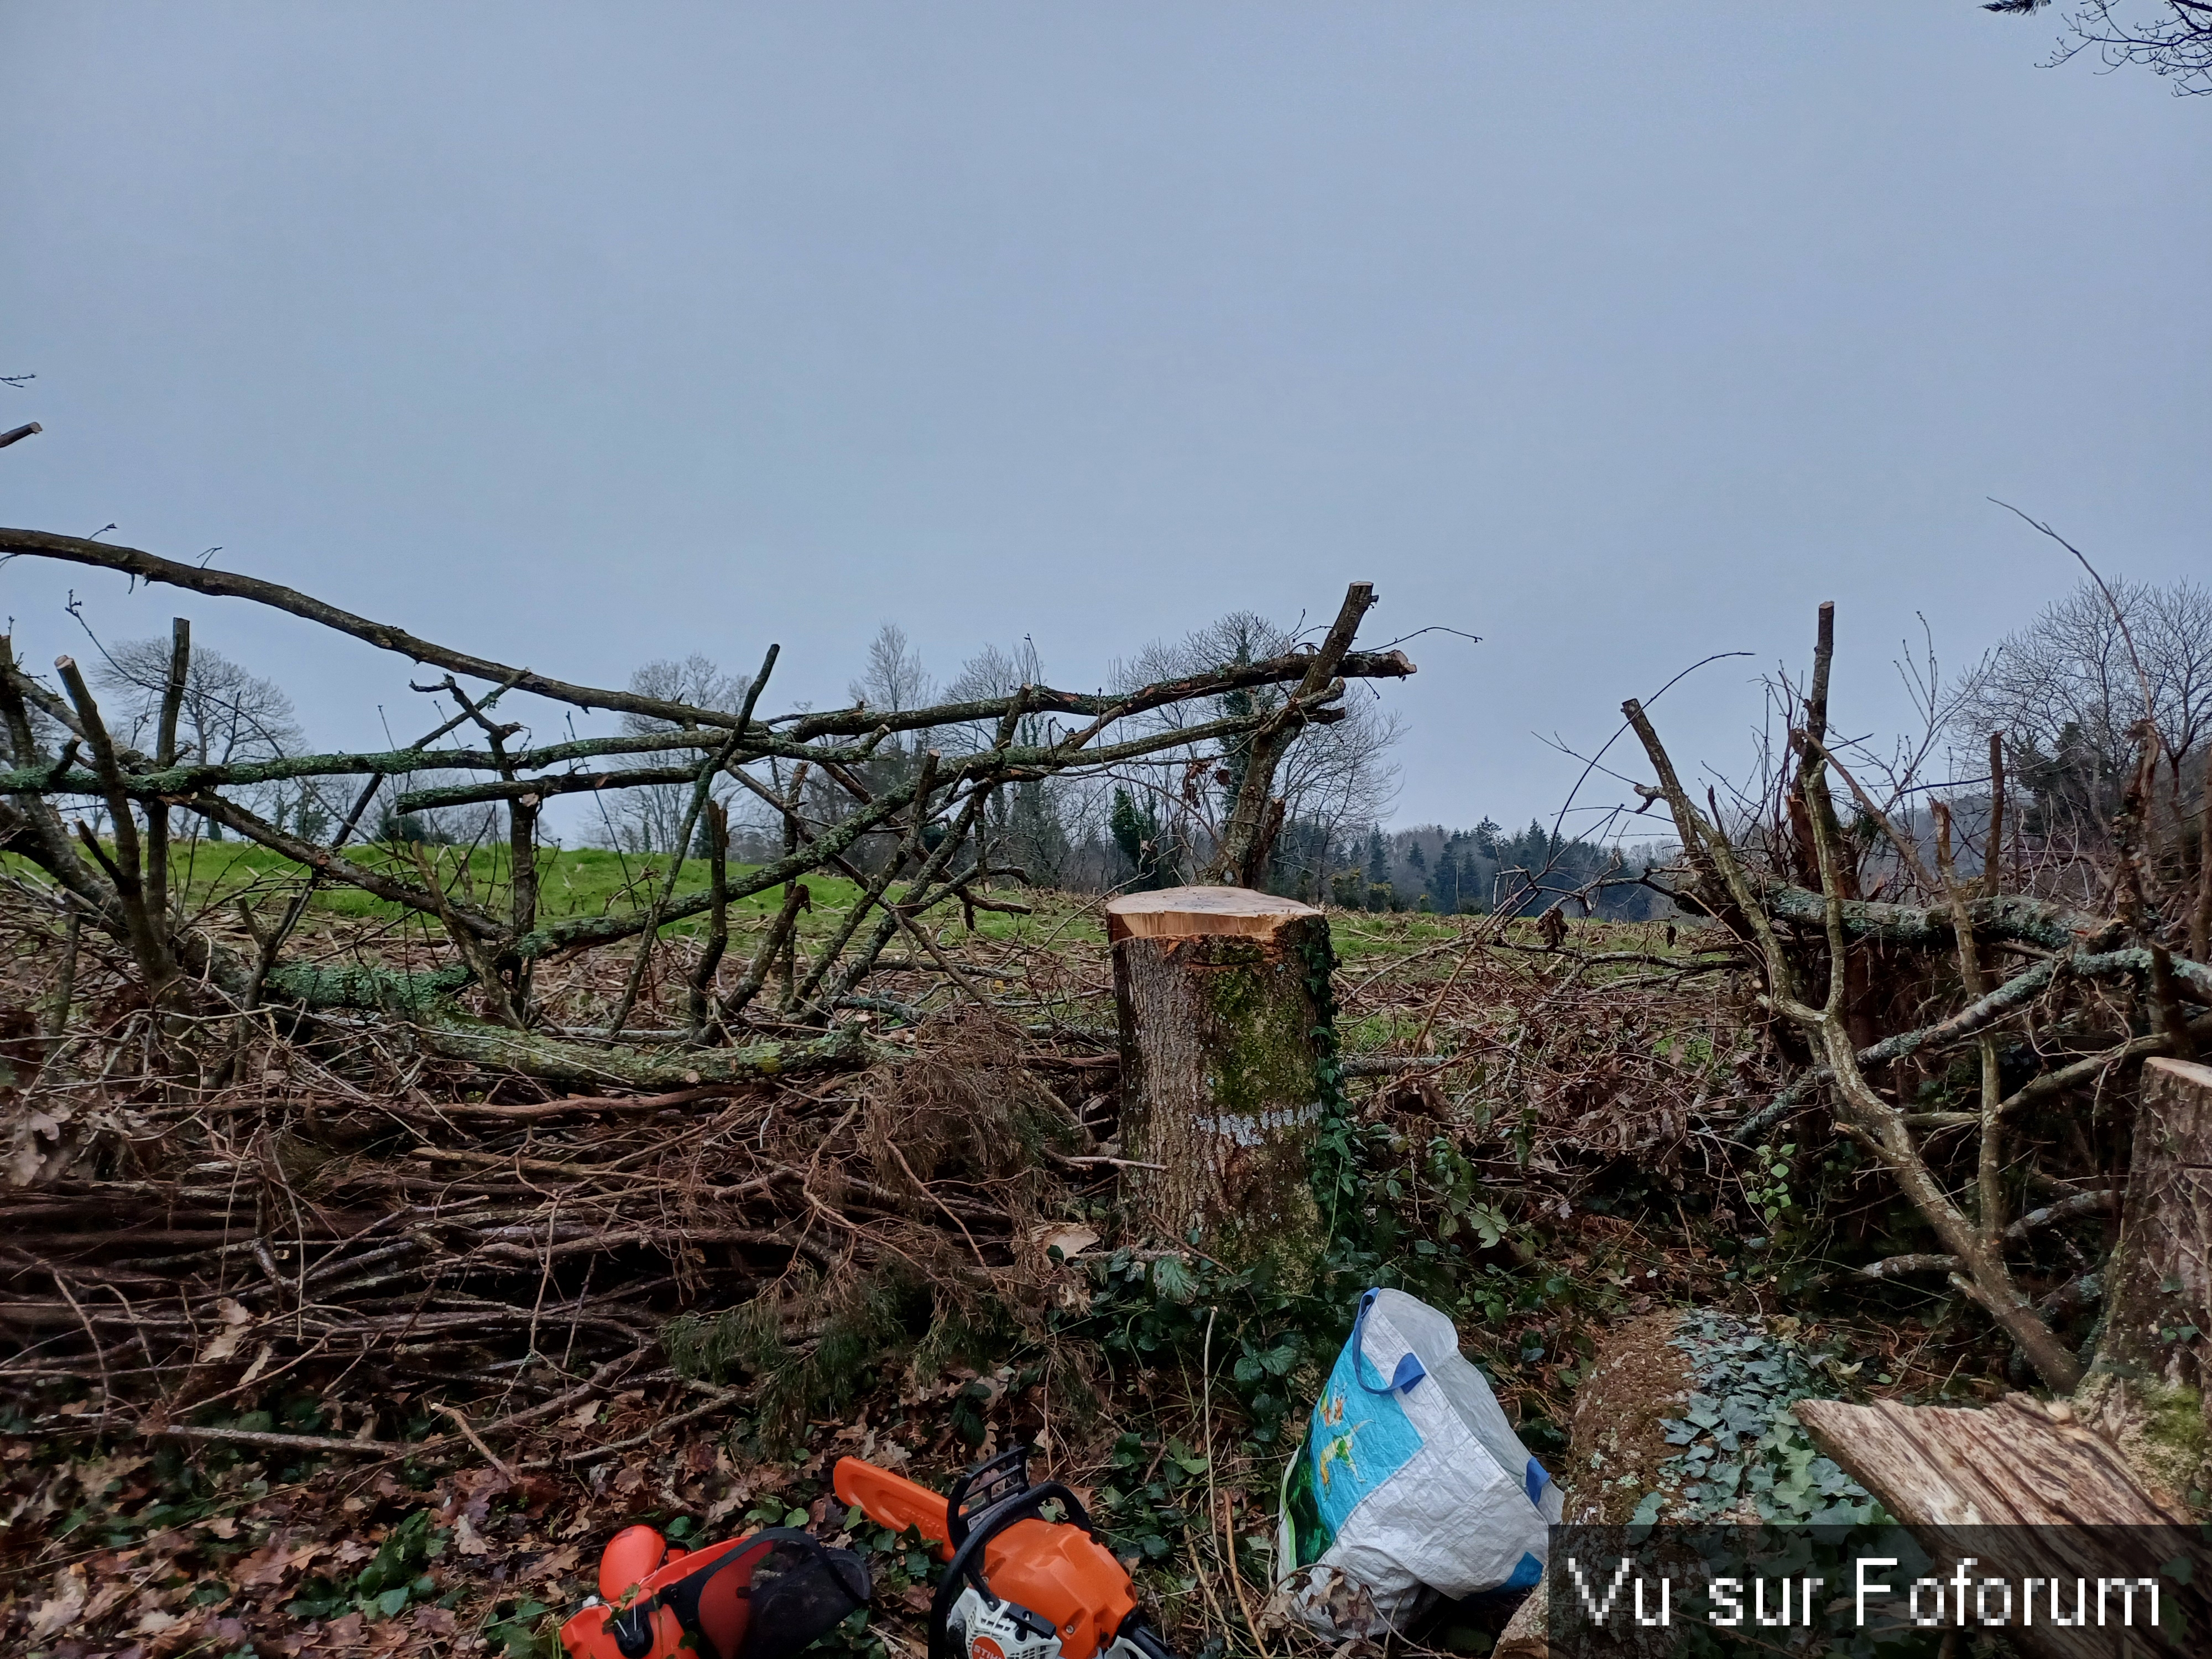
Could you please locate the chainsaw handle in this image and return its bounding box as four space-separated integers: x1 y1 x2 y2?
1117 1619 1182 1659
927 1482 1095 1659
945 1442 1033 1551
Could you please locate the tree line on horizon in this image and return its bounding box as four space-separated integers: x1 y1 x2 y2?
40 572 2209 928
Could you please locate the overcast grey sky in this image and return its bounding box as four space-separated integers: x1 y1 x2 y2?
4 4 2205 839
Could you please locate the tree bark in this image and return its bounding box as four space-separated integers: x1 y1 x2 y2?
1109 886 1331 1281
1797 1394 2183 1529
1796 1394 2197 1659
1493 1579 1550 1659
2075 1056 2212 1509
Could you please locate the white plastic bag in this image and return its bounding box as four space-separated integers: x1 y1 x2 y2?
1275 1287 1562 1634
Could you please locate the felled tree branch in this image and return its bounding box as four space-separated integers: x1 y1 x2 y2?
412 1018 884 1088
1 527 1412 738
0 529 1412 1113
55 655 179 1009
1735 949 2209 1143
1627 603 2085 1391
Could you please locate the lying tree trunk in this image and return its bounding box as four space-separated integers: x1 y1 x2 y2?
1797 1394 2183 1528
1493 1578 1550 1659
2075 1055 2212 1510
1796 1394 2197 1659
1109 886 1330 1280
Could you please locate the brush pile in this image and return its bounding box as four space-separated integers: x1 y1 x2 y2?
0 536 1410 1428
6 532 2210 1658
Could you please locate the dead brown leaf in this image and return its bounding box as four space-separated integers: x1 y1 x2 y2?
238 1535 297 1588
525 1542 581 1581
29 1563 88 1640
84 1578 135 1625
319 1609 367 1649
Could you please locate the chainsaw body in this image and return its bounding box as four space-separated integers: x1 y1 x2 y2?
835 1446 1178 1659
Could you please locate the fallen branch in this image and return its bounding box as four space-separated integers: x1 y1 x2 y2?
413 1018 884 1089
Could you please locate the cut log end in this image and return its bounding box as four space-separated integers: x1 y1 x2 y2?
2145 1054 2212 1096
1104 884 1322 944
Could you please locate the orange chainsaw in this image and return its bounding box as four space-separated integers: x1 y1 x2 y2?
834 1444 1181 1659
559 1524 869 1659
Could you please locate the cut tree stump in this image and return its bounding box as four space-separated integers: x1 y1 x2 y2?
2075 1056 2212 1510
1108 886 1331 1280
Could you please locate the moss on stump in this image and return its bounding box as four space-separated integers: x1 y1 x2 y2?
1108 886 1329 1284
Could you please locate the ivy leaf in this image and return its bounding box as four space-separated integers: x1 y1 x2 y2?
1150 1256 1197 1305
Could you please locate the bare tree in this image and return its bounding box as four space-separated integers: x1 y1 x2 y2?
1107 609 1401 890
1274 688 1403 877
849 623 936 747
1987 0 2212 95
1952 575 2212 840
96 637 307 836
97 636 302 765
945 637 1072 884
612 654 752 855
942 637 1045 745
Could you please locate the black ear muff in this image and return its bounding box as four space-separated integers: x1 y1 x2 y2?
629 1530 870 1659
610 1604 655 1659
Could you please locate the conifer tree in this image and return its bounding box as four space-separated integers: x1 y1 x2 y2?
1110 786 1174 891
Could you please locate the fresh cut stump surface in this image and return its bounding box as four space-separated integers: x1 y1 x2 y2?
1108 886 1331 1280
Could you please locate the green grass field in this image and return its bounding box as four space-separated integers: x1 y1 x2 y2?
3 838 1097 948
6 837 1690 970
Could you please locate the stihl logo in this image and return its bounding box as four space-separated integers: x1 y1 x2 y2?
969 1639 1006 1659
